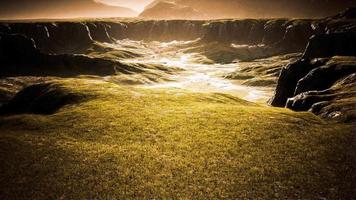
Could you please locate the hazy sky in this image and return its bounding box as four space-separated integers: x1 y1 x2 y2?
97 0 154 12
0 0 142 19
1 0 355 20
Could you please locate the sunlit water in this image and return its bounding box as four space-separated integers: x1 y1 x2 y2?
109 39 273 103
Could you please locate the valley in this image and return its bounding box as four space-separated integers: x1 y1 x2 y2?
0 8 355 199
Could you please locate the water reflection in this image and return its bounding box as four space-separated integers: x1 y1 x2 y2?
112 40 273 103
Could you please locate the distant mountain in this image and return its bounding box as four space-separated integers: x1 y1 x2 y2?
140 0 356 19
0 0 137 20
140 1 201 19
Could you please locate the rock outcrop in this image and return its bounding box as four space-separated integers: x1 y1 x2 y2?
303 32 356 59
0 33 126 77
270 8 356 122
7 22 94 54
271 42 356 122
0 82 86 115
286 70 356 123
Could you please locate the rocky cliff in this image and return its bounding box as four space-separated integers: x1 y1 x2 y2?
271 8 356 122
0 33 135 77
1 8 356 122
1 15 353 55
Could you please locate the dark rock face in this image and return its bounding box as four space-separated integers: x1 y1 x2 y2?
330 7 356 20
7 22 94 54
0 33 121 77
0 33 39 64
121 20 205 41
272 55 356 122
201 19 321 55
7 23 51 53
270 58 327 107
0 10 354 57
303 32 356 59
0 24 10 34
313 73 356 122
2 20 207 53
279 20 316 52
271 9 356 121
286 90 335 112
286 72 356 123
87 22 113 43
0 82 85 115
262 19 287 45
294 62 356 95
43 22 93 54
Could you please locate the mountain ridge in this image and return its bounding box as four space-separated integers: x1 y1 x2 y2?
140 0 356 19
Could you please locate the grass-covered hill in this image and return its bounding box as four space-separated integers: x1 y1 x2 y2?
0 79 354 199
0 8 355 199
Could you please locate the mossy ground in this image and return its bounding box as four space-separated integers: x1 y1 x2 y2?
226 53 301 87
0 79 354 199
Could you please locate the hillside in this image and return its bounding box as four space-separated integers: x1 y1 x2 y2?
0 8 355 199
140 0 356 19
0 79 354 199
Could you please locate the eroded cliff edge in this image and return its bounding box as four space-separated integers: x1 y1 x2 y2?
0 8 356 123
271 8 356 123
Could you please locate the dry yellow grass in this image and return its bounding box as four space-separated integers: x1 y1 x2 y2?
0 79 354 199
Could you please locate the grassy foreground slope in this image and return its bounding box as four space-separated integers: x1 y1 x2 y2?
0 79 354 199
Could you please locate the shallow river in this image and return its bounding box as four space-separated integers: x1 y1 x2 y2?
111 40 273 103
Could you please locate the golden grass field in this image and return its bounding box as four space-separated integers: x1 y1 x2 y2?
0 79 354 199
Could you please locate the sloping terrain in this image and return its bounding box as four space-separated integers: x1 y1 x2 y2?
0 8 355 200
0 79 354 199
140 0 356 19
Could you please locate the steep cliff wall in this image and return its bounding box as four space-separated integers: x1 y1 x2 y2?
0 33 132 77
0 9 356 122
270 9 356 122
1 16 352 56
1 7 355 56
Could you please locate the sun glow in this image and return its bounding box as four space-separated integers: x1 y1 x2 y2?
96 0 154 12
